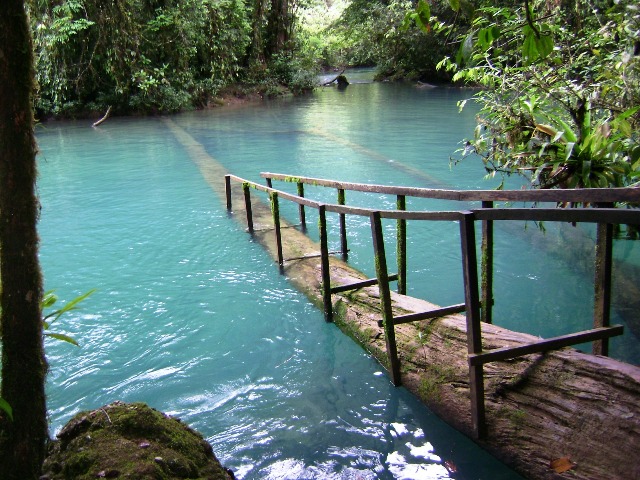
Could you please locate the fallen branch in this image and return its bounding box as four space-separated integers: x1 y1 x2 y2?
92 106 112 127
322 69 346 86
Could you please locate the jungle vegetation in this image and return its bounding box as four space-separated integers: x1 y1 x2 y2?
27 0 640 190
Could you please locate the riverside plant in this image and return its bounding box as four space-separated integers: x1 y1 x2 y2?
0 289 95 421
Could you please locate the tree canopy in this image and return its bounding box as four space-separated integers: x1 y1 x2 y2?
28 0 320 117
434 0 640 190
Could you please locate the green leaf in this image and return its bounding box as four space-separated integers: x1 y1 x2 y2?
522 27 537 64
46 289 96 324
522 25 554 64
45 332 80 347
42 290 58 308
457 31 475 65
0 398 13 421
448 0 460 11
478 26 500 50
402 0 431 33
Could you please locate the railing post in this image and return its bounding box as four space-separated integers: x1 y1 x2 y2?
370 211 402 386
270 191 284 272
242 183 254 234
459 211 486 439
265 177 273 188
297 182 306 232
319 205 333 322
397 195 407 295
481 201 494 324
225 175 232 210
337 188 348 260
593 221 613 356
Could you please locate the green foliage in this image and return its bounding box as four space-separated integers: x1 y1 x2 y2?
42 289 95 346
28 0 322 115
0 398 12 421
333 0 459 81
439 0 640 190
29 0 253 116
401 0 431 33
0 288 94 422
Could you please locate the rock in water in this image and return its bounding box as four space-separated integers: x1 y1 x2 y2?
42 401 234 479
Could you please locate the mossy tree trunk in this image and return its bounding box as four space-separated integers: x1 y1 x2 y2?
0 1 49 478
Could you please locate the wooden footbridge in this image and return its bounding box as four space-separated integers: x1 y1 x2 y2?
160 113 639 478
225 172 639 443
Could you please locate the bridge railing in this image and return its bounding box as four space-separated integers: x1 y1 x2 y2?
225 172 639 439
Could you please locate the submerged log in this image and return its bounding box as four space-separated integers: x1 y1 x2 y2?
321 68 349 87
224 179 640 480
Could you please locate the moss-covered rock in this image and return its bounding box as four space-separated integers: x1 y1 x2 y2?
42 402 234 480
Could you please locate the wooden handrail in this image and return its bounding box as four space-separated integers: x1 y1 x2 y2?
227 173 634 440
261 172 640 204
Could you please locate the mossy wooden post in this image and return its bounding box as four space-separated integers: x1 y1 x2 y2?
593 221 613 356
297 182 307 232
370 211 401 386
337 188 348 260
319 204 333 322
270 191 284 272
242 183 254 234
225 175 232 210
459 211 486 439
480 201 494 324
396 195 407 295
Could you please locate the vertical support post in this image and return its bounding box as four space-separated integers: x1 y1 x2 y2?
242 183 254 234
319 205 333 322
297 182 306 232
396 195 407 295
480 201 494 324
593 221 613 356
225 175 232 210
337 188 348 260
370 211 402 386
459 211 486 439
270 191 284 272
265 177 273 188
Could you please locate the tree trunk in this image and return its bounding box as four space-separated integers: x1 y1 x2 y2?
250 0 267 66
267 0 289 56
0 1 49 478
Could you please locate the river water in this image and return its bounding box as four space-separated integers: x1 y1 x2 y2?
37 72 638 479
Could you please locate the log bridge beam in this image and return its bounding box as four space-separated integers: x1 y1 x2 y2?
224 173 640 480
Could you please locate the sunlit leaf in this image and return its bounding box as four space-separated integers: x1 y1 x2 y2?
45 288 96 324
42 290 58 308
45 332 80 346
535 124 557 137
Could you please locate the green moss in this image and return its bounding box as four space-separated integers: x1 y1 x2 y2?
43 402 232 480
417 363 456 403
418 377 441 402
332 300 388 369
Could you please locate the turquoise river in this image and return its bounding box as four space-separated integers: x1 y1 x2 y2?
37 72 639 479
